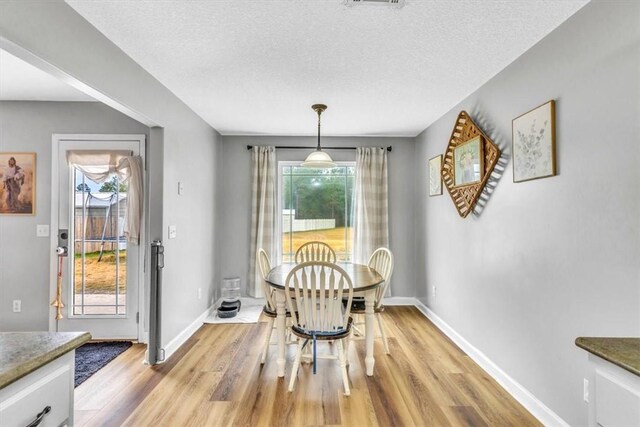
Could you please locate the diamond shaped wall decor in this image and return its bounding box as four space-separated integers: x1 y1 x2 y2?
442 111 501 218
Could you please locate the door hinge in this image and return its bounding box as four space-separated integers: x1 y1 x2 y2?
136 312 140 324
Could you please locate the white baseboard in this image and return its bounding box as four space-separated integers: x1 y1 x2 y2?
413 299 569 427
159 305 214 363
384 296 419 305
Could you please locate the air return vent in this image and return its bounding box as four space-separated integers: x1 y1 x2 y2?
343 0 406 9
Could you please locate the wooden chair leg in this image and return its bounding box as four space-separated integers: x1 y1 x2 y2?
301 337 313 364
345 332 352 367
285 318 292 342
352 313 365 337
376 313 390 355
338 340 350 396
261 317 275 364
288 340 305 392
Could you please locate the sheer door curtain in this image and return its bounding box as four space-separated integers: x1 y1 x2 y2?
353 147 389 267
249 146 277 298
67 150 143 244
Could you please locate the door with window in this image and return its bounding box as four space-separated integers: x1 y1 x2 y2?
52 135 144 339
279 162 355 262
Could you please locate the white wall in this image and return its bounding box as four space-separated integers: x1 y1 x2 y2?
0 1 222 349
220 136 415 297
414 1 640 425
0 101 149 331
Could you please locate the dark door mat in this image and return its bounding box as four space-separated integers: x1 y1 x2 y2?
75 341 133 387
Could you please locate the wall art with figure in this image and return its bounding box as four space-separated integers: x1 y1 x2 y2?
0 153 36 215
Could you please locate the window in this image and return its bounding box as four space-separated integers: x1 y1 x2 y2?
72 170 127 315
279 162 355 262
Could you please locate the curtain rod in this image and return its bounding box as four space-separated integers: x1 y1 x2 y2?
246 145 392 152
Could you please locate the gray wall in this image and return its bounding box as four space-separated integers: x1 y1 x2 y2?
0 1 223 349
414 1 640 425
220 136 415 298
0 101 149 331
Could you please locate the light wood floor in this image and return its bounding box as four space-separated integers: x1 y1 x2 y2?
74 306 540 426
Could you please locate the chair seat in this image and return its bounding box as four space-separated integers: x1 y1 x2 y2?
343 297 384 314
262 305 293 318
291 317 353 341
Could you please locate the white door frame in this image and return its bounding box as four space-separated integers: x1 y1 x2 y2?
50 134 147 342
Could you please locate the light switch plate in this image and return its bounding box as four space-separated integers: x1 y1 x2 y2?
168 225 177 239
178 181 184 195
36 224 50 237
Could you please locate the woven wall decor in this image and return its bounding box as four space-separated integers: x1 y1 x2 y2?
442 111 500 218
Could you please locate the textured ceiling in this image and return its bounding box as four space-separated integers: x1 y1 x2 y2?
66 0 588 136
0 49 95 102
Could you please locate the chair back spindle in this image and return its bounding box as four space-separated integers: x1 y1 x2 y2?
295 241 337 264
258 248 276 311
368 248 394 309
285 262 353 334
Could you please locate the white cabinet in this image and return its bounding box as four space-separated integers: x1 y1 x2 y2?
588 354 640 427
0 351 75 427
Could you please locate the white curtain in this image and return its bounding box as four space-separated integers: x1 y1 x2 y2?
67 150 144 244
249 146 277 298
353 147 389 265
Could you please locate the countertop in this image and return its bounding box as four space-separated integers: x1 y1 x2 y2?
0 331 91 389
575 337 640 377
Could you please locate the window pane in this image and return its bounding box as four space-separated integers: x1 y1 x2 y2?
280 163 355 262
282 171 292 262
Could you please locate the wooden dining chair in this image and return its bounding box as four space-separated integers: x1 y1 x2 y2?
257 248 293 364
285 261 354 396
294 241 337 263
347 247 394 354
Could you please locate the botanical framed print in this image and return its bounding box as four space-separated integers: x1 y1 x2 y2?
453 136 483 187
512 100 556 183
429 155 442 196
0 152 36 215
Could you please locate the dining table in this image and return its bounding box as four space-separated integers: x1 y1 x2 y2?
266 261 384 377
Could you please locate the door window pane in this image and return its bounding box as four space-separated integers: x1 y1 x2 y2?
72 170 127 315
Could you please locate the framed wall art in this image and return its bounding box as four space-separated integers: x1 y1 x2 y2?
512 100 556 183
429 155 442 196
442 111 501 218
453 136 484 187
0 152 36 215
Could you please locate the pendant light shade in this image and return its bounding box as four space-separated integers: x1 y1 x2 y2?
301 104 336 168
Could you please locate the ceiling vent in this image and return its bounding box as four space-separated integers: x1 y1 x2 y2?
343 0 406 9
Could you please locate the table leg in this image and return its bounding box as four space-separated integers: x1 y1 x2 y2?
275 289 286 378
365 289 375 376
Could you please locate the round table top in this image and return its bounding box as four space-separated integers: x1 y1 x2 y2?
266 262 384 292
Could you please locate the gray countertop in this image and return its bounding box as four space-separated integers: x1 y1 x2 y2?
0 331 91 389
575 337 640 377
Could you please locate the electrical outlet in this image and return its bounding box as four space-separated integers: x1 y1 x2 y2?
583 378 589 403
12 300 21 312
36 224 50 237
197 288 202 300
168 225 177 239
433 286 437 298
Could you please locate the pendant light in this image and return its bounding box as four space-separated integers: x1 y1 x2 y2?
301 104 336 168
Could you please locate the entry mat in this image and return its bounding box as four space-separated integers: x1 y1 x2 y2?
75 341 133 387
